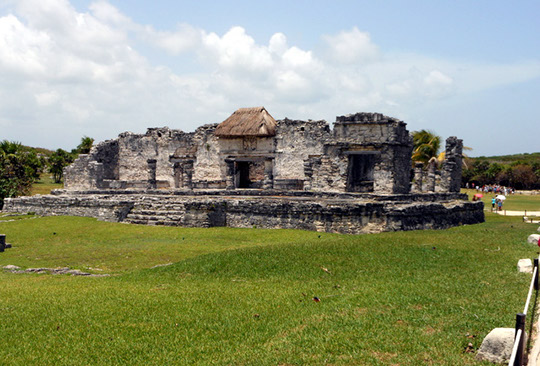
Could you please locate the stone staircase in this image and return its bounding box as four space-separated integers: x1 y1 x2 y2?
124 197 225 227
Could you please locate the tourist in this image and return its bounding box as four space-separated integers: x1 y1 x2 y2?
491 197 496 211
497 199 503 211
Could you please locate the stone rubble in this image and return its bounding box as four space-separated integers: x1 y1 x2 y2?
476 328 523 363
517 258 533 273
2 265 109 277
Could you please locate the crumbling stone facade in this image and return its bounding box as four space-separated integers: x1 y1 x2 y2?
64 110 460 195
4 108 484 234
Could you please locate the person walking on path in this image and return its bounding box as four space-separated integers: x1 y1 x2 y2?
491 197 496 212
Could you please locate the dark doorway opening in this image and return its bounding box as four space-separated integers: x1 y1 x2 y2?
237 161 251 188
346 154 376 192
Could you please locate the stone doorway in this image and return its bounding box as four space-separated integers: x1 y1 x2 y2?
237 161 251 188
346 154 376 192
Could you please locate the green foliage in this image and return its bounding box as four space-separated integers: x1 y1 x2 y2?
48 149 74 183
0 140 43 208
411 129 441 166
0 215 536 365
75 136 94 155
462 155 540 189
475 152 540 166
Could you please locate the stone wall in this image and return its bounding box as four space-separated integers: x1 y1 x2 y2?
116 127 192 188
3 194 134 222
274 119 330 184
62 110 462 195
306 113 413 194
192 124 223 187
2 190 485 235
64 139 119 189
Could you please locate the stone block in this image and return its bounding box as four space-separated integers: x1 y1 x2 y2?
476 328 521 363
528 234 540 245
517 258 533 273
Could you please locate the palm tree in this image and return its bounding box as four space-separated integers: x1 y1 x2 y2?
411 130 441 166
437 146 473 168
77 136 94 154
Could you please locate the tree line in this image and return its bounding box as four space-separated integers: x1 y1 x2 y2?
0 137 93 208
462 159 540 190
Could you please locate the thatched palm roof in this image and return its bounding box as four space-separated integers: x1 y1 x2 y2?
215 107 277 137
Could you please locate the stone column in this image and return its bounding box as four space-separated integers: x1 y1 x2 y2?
262 159 274 190
147 159 157 189
303 160 313 191
413 163 424 192
426 160 437 193
173 162 182 188
182 159 194 190
441 136 463 192
225 159 235 190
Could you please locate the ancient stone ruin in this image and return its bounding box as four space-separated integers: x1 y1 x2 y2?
3 107 484 234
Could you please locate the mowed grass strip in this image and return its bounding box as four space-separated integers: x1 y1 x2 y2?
462 188 540 211
30 174 63 196
0 214 537 365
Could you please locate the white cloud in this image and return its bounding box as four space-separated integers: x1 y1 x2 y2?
282 46 314 68
1 0 539 155
202 26 273 71
141 24 202 55
268 32 287 55
424 70 453 86
323 27 379 64
35 90 60 106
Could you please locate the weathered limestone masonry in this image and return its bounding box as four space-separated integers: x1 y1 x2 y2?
305 113 412 193
439 136 463 193
4 190 484 235
4 107 485 234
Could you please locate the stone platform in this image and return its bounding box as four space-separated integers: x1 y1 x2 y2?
2 189 484 235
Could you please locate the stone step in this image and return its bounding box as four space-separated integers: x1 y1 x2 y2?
125 218 206 227
126 213 184 221
129 209 187 216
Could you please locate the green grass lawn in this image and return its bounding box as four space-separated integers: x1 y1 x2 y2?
462 188 540 211
0 214 538 365
30 174 63 195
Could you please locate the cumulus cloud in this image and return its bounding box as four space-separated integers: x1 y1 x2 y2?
0 0 539 152
323 27 379 64
202 26 274 72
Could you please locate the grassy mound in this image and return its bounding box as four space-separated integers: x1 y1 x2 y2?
0 215 537 365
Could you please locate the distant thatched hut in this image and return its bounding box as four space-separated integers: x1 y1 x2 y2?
215 107 277 137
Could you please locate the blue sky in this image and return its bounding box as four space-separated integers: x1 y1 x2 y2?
1 0 539 156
